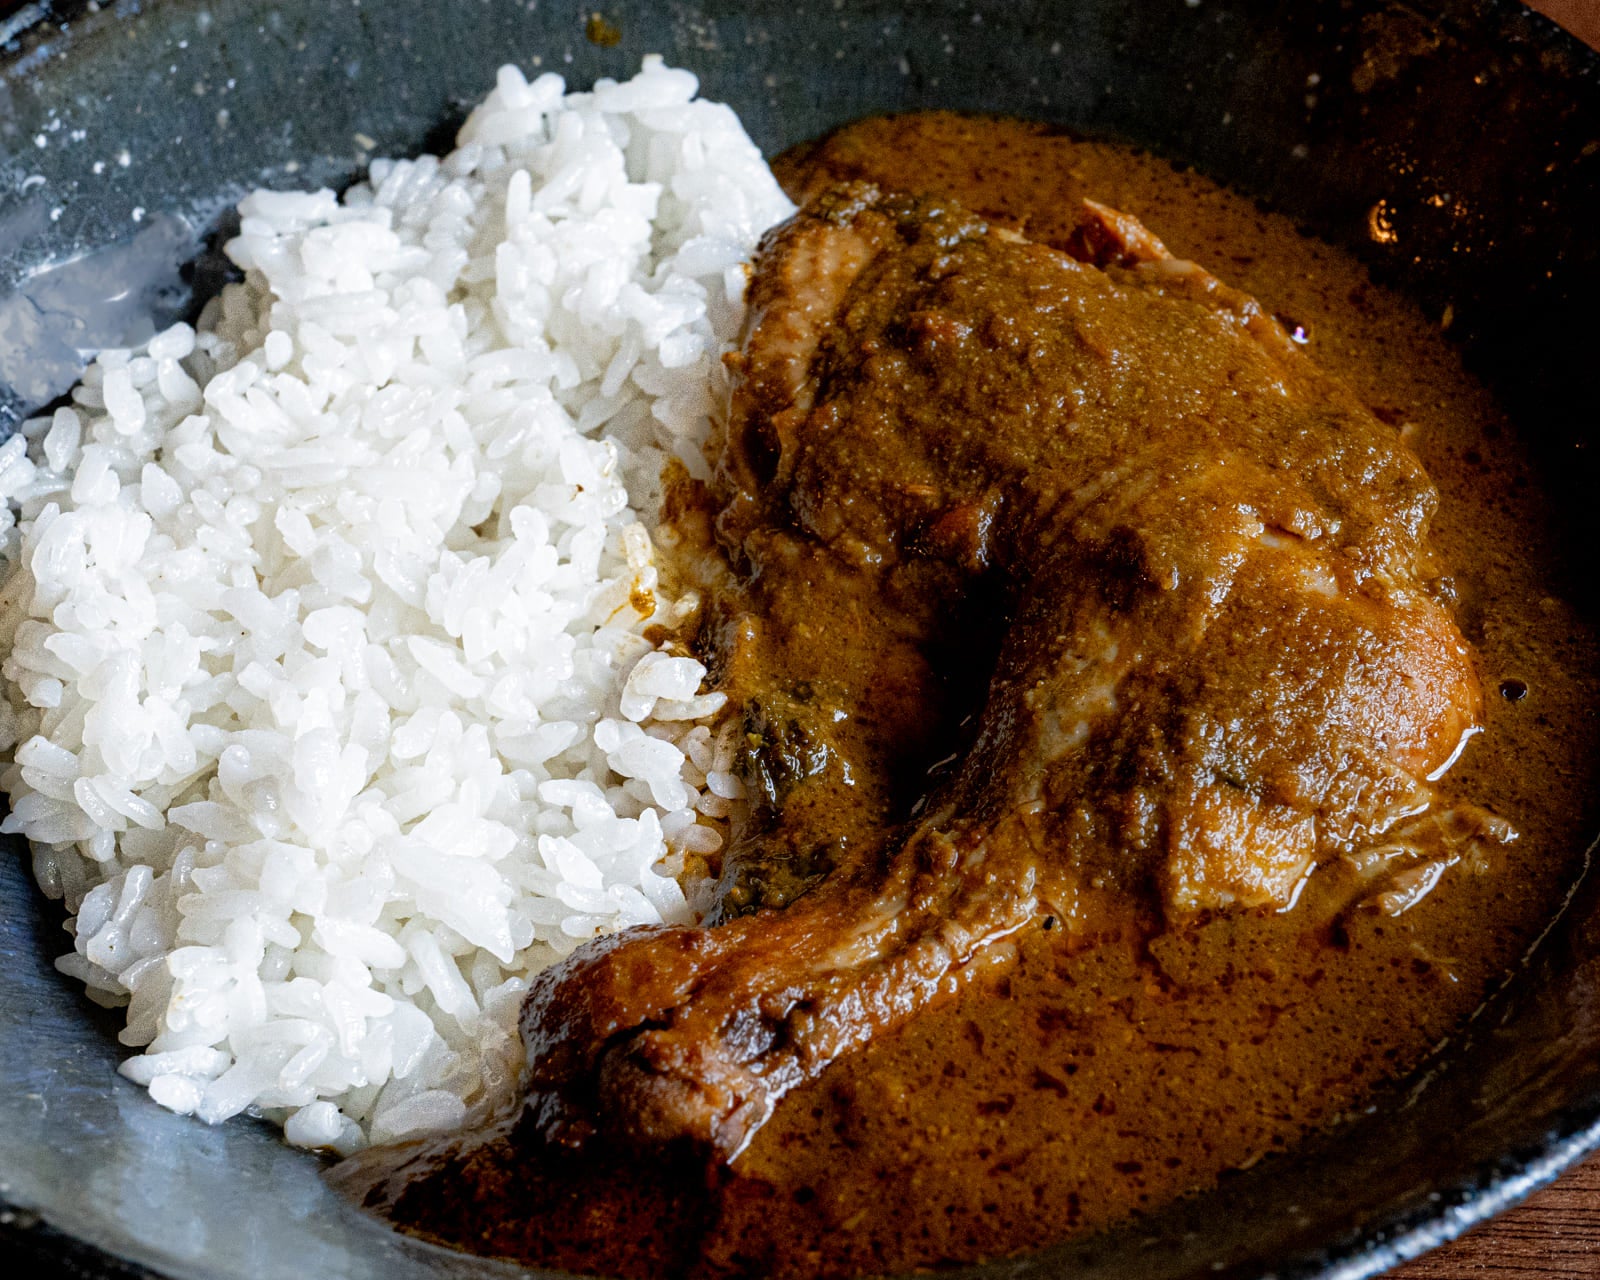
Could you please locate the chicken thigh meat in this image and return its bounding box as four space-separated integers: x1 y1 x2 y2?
516 184 1488 1162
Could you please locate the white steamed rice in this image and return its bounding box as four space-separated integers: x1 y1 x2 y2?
0 58 793 1154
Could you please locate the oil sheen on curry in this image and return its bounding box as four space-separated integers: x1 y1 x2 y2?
332 115 1600 1277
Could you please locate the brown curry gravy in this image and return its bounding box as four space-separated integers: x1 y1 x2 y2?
333 114 1600 1278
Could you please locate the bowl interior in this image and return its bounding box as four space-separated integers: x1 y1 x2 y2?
2 2 1599 1278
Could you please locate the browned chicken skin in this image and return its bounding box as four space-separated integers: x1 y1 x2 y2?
517 184 1486 1162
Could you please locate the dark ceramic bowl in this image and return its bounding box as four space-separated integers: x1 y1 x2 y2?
2 1 1598 1277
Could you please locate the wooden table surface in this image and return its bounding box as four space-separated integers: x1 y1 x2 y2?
1385 1150 1600 1278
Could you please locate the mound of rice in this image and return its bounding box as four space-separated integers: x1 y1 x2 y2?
0 59 793 1153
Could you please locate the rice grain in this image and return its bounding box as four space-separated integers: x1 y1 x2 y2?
0 58 791 1153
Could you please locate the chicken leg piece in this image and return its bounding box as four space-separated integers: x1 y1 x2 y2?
516 185 1488 1161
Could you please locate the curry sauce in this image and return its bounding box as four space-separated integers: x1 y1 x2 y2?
332 115 1600 1278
